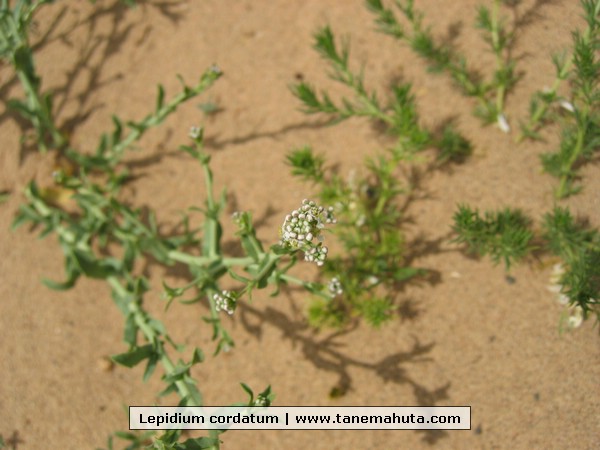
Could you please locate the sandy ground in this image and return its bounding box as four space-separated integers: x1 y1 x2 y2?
1 0 599 449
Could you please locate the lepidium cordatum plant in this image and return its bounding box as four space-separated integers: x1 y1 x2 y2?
3 1 337 448
0 0 139 154
0 0 66 153
17 122 336 446
289 24 472 328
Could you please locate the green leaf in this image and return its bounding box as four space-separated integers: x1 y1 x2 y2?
163 281 185 311
6 98 35 121
391 267 424 282
286 146 325 182
158 383 178 398
156 84 165 112
112 344 154 368
124 313 138 346
113 431 139 440
143 352 159 382
240 382 254 404
149 318 166 335
360 297 394 328
191 347 204 365
42 273 79 291
228 269 252 284
452 205 533 271
162 363 191 383
72 249 122 279
111 115 123 143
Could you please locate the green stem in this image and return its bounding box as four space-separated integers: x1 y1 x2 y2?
167 250 255 268
199 158 221 259
556 124 585 198
107 276 202 405
335 62 393 124
279 273 330 300
111 70 220 159
518 51 574 141
254 253 282 281
491 0 505 117
1 2 65 153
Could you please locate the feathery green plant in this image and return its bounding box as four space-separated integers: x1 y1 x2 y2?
289 22 474 327
519 0 600 138
287 145 425 328
520 0 600 198
366 0 517 132
452 204 600 324
291 25 471 163
451 205 534 271
542 207 600 319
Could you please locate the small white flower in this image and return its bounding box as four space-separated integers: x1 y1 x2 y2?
367 275 380 286
328 277 343 297
558 99 575 113
548 263 568 300
497 114 510 133
189 126 203 140
566 305 584 329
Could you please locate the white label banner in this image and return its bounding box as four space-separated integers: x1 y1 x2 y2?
130 406 471 430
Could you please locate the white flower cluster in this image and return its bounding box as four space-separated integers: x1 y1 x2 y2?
547 263 583 329
214 290 236 315
328 277 343 297
280 199 336 266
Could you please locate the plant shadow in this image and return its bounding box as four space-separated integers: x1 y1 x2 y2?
0 0 187 165
237 300 451 445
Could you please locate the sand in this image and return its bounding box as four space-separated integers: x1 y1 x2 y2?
1 0 599 449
